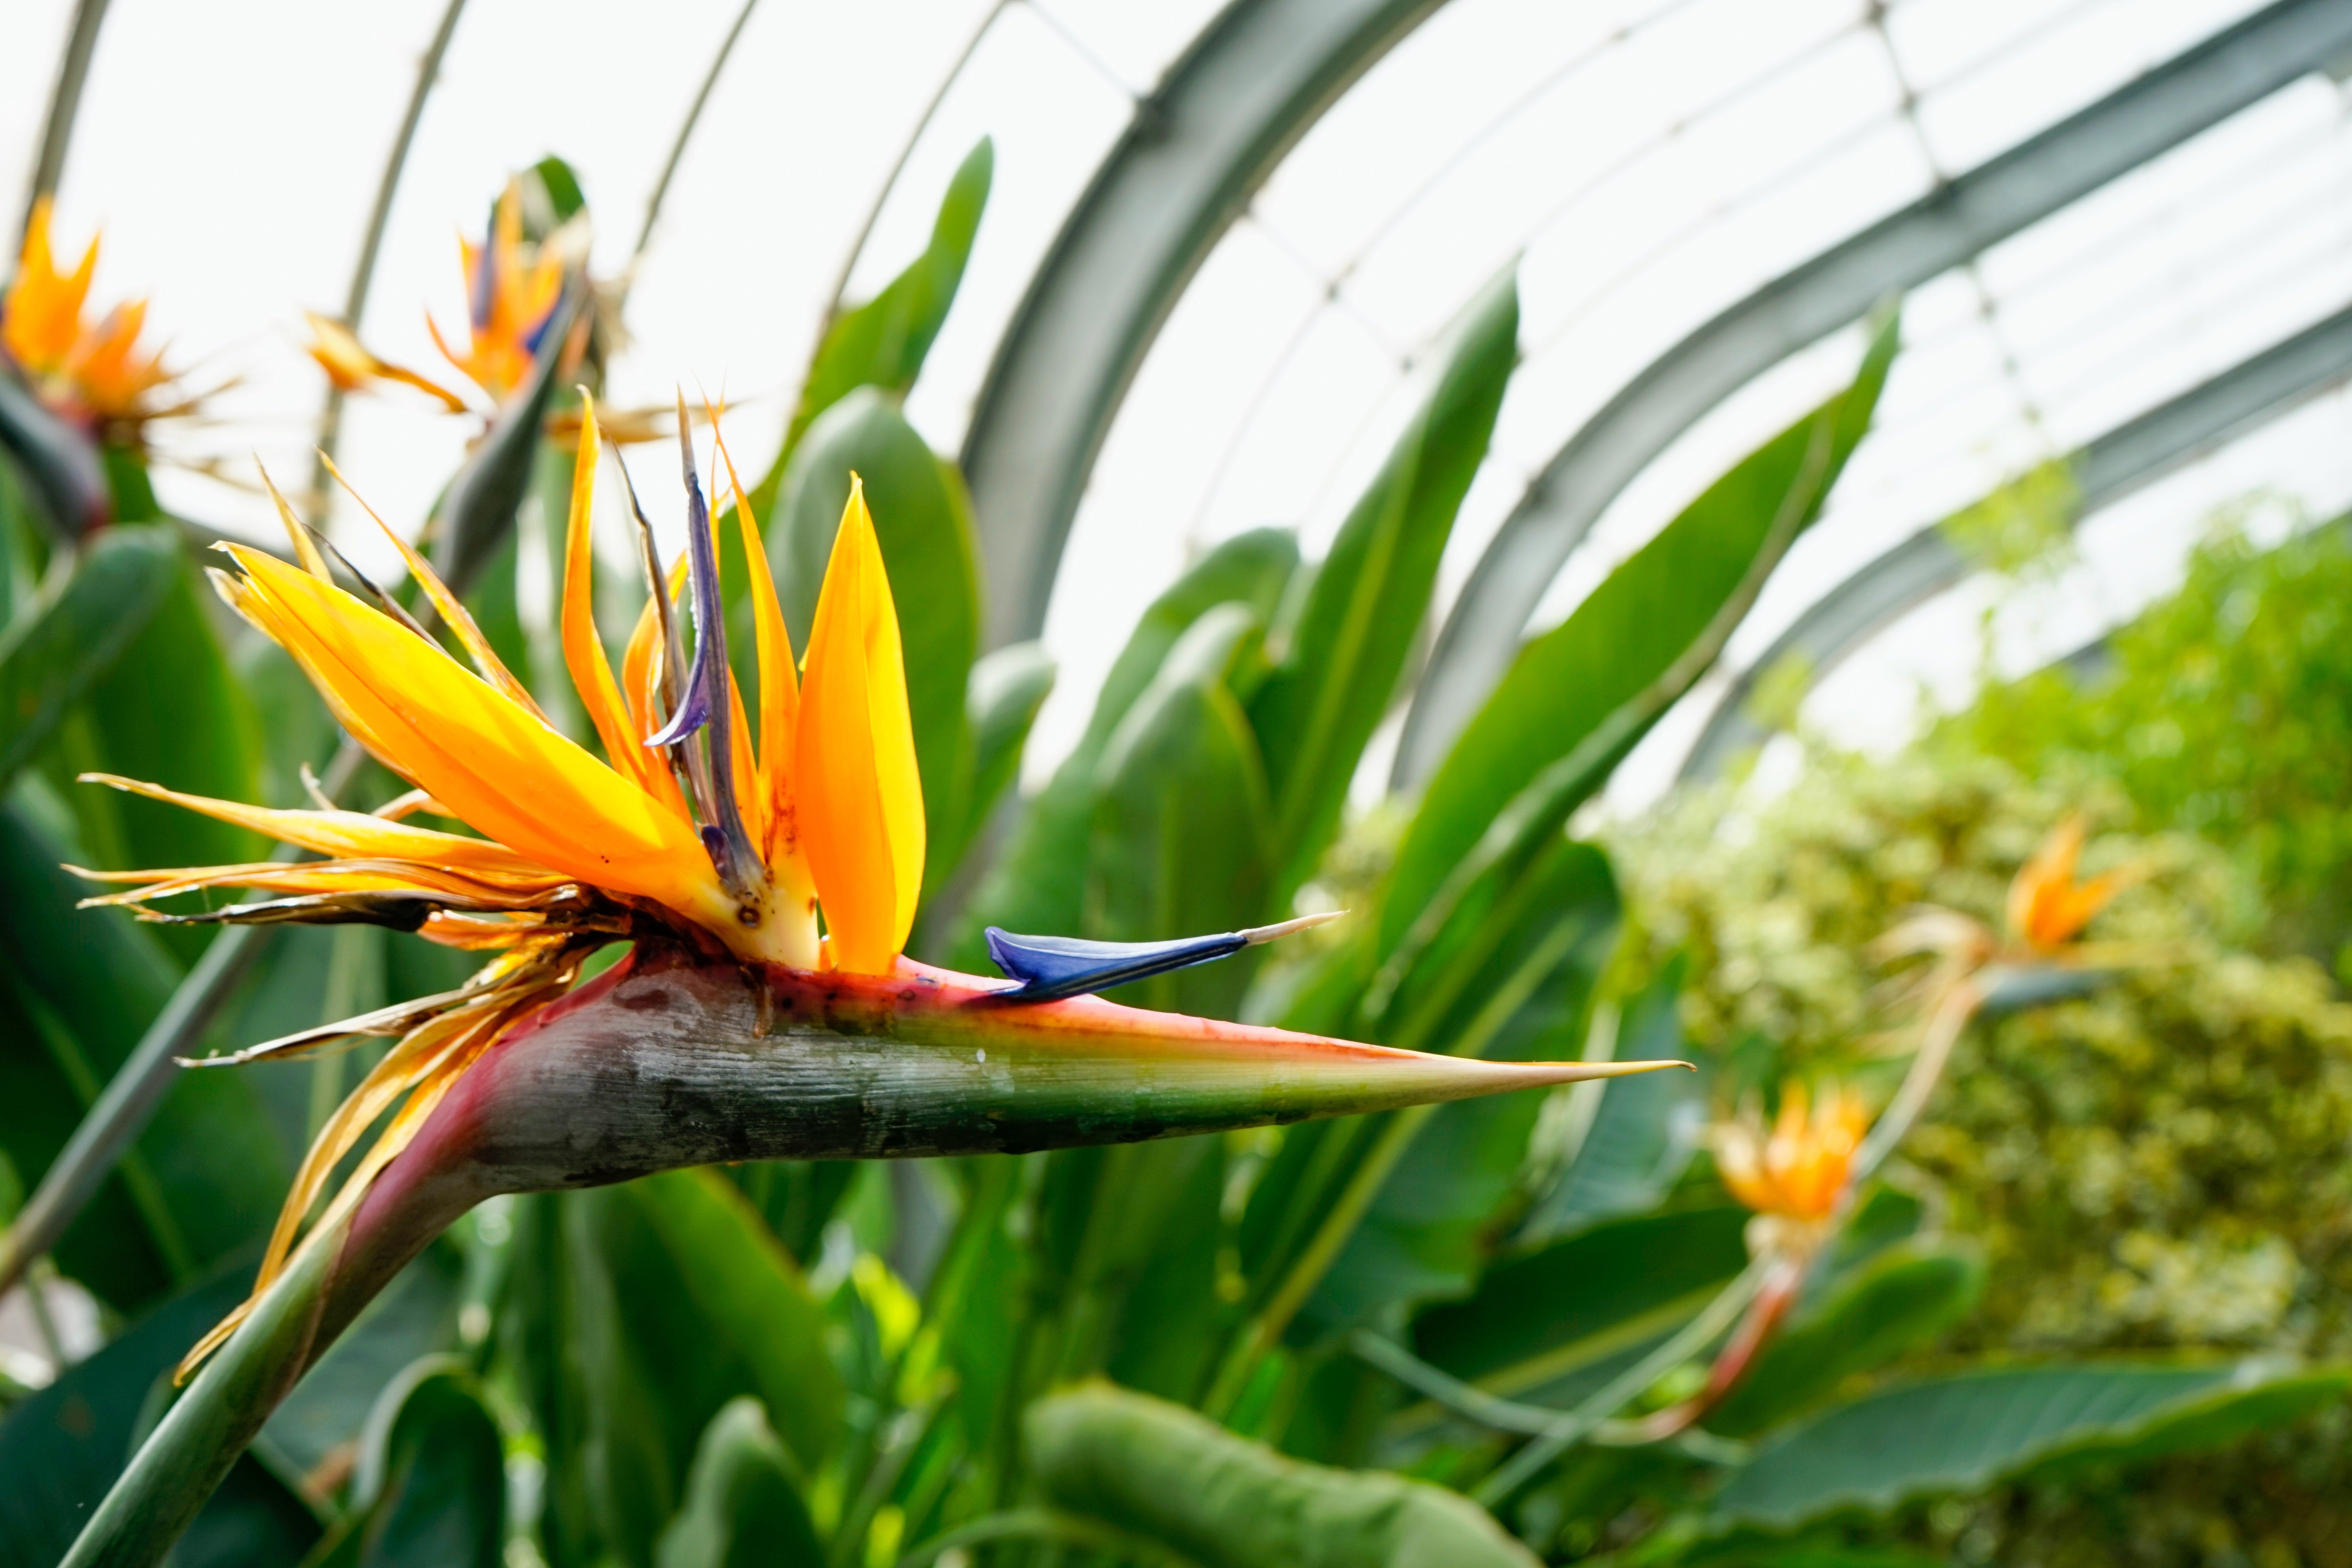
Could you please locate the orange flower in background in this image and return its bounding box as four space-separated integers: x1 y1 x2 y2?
4 197 174 430
1713 1080 1871 1227
431 180 569 404
2005 813 2130 953
1874 812 2145 1000
307 180 576 414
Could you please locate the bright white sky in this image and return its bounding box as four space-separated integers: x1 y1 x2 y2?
5 0 2349 804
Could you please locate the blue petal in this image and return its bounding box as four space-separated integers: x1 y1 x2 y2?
983 927 1251 1003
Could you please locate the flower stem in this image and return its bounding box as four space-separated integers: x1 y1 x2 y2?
309 0 468 498
1851 975 1982 1185
1471 1256 1771 1506
22 0 111 241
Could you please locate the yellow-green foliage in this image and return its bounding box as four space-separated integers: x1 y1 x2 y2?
1955 510 2352 963
1605 519 2352 1562
1609 748 2352 1358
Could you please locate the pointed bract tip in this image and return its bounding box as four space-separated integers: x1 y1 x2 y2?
1242 910 1346 944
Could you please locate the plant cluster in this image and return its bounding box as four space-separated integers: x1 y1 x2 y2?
3 107 2346 1568
1610 620 2352 1562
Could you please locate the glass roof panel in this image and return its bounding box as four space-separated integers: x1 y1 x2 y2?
7 0 2345 799
1044 0 2297 781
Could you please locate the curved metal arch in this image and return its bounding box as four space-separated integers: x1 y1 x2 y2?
1676 299 2352 780
1393 0 2352 789
960 0 1451 650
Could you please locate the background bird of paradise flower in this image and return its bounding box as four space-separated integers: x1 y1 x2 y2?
8 6 2352 1568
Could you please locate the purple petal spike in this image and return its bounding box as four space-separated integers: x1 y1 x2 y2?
642 445 725 750
653 397 764 900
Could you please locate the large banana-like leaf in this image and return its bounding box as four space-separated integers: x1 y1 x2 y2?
1087 603 1274 1018
1296 843 1620 1341
773 388 982 897
1383 313 1898 953
1028 1383 1541 1568
526 1169 840 1567
1408 1206 1751 1404
302 1355 505 1568
0 523 177 794
0 804 285 1311
67 555 267 957
1248 271 1518 907
783 138 993 462
949 528 1298 968
1710 1360 2352 1531
654 1398 824 1568
1703 1241 1985 1440
0 1252 317 1568
928 639 1054 887
1514 960 1706 1247
1018 608 1280 1407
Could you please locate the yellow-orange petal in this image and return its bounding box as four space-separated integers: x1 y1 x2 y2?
712 421 801 863
72 860 558 909
560 396 682 814
218 548 715 914
328 455 547 722
82 775 560 880
794 475 924 973
4 198 95 375
304 312 468 411
258 468 333 581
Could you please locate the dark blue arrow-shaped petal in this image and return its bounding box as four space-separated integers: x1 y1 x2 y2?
983 912 1341 1004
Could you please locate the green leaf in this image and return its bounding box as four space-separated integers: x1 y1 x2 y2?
0 802 285 1310
0 522 177 793
1704 1241 1984 1439
1517 962 1705 1246
1296 844 1619 1339
0 358 110 539
773 388 981 899
53 1213 349 1568
1035 606 1276 1400
777 137 992 473
1410 1207 1751 1394
72 553 267 937
432 289 576 598
1711 1360 2352 1530
1100 1138 1233 1403
1029 1383 1541 1568
927 1157 1029 1457
304 1356 505 1568
517 1177 841 1566
933 640 1054 883
458 530 534 732
1385 316 1898 951
1086 604 1275 1017
265 1245 465 1477
624 1169 846 1472
1250 271 1517 907
655 1397 824 1568
0 1250 321 1568
950 527 1297 969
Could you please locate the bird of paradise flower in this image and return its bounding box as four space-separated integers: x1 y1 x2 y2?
73 394 1683 1379
4 197 183 437
306 178 577 419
